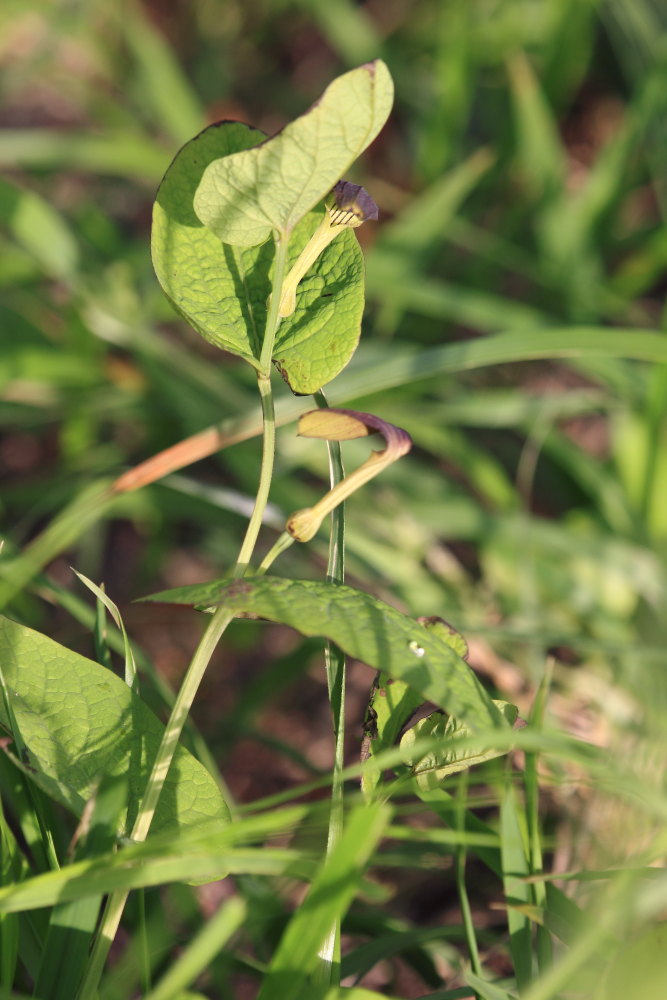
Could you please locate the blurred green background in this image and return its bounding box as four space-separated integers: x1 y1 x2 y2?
1 0 667 847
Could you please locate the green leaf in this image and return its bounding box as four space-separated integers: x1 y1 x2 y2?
464 971 516 1000
0 306 97 391
0 177 80 284
121 0 205 146
400 701 520 790
0 128 169 181
142 578 504 731
0 841 311 916
596 924 667 1000
506 50 565 200
257 803 390 1000
193 60 393 245
73 570 137 689
362 617 471 797
152 122 365 392
419 616 469 660
152 121 265 368
0 807 317 913
0 615 229 839
271 221 364 393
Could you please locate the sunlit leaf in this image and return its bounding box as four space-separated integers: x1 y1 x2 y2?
193 60 393 245
401 701 520 789
152 121 365 391
142 577 505 731
362 616 470 798
256 804 390 1000
0 615 229 838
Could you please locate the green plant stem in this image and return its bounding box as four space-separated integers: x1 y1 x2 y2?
235 230 288 573
314 390 346 988
0 664 60 874
78 233 288 999
76 605 236 999
257 530 295 574
455 772 482 983
527 662 553 974
132 607 237 842
639 363 667 527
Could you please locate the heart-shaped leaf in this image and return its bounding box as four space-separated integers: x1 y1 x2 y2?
193 60 393 246
152 121 266 368
141 577 505 732
152 122 365 392
0 614 229 839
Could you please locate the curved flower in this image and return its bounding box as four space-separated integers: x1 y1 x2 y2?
278 182 379 318
286 409 412 542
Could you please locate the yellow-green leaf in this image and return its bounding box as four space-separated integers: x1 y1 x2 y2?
193 60 393 245
152 121 365 392
0 615 229 838
401 701 520 790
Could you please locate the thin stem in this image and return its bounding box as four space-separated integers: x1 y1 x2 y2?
527 663 553 974
78 232 289 999
314 390 346 988
639 364 667 527
131 606 236 842
77 605 236 998
455 772 482 982
257 530 295 575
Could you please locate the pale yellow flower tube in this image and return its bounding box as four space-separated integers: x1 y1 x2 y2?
278 181 379 318
286 408 412 542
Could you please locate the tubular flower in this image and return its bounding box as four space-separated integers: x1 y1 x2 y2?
286 409 412 543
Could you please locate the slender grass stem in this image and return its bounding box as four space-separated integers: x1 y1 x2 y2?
455 772 482 983
313 390 346 988
77 603 237 998
0 665 60 873
257 530 295 574
527 662 553 974
77 232 288 999
639 364 667 527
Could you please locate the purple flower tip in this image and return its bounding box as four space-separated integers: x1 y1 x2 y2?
329 180 379 226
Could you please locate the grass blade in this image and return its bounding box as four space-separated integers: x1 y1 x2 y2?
143 897 246 1000
500 779 533 992
256 803 391 1000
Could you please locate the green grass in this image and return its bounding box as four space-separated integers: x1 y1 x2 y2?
2 1 667 997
